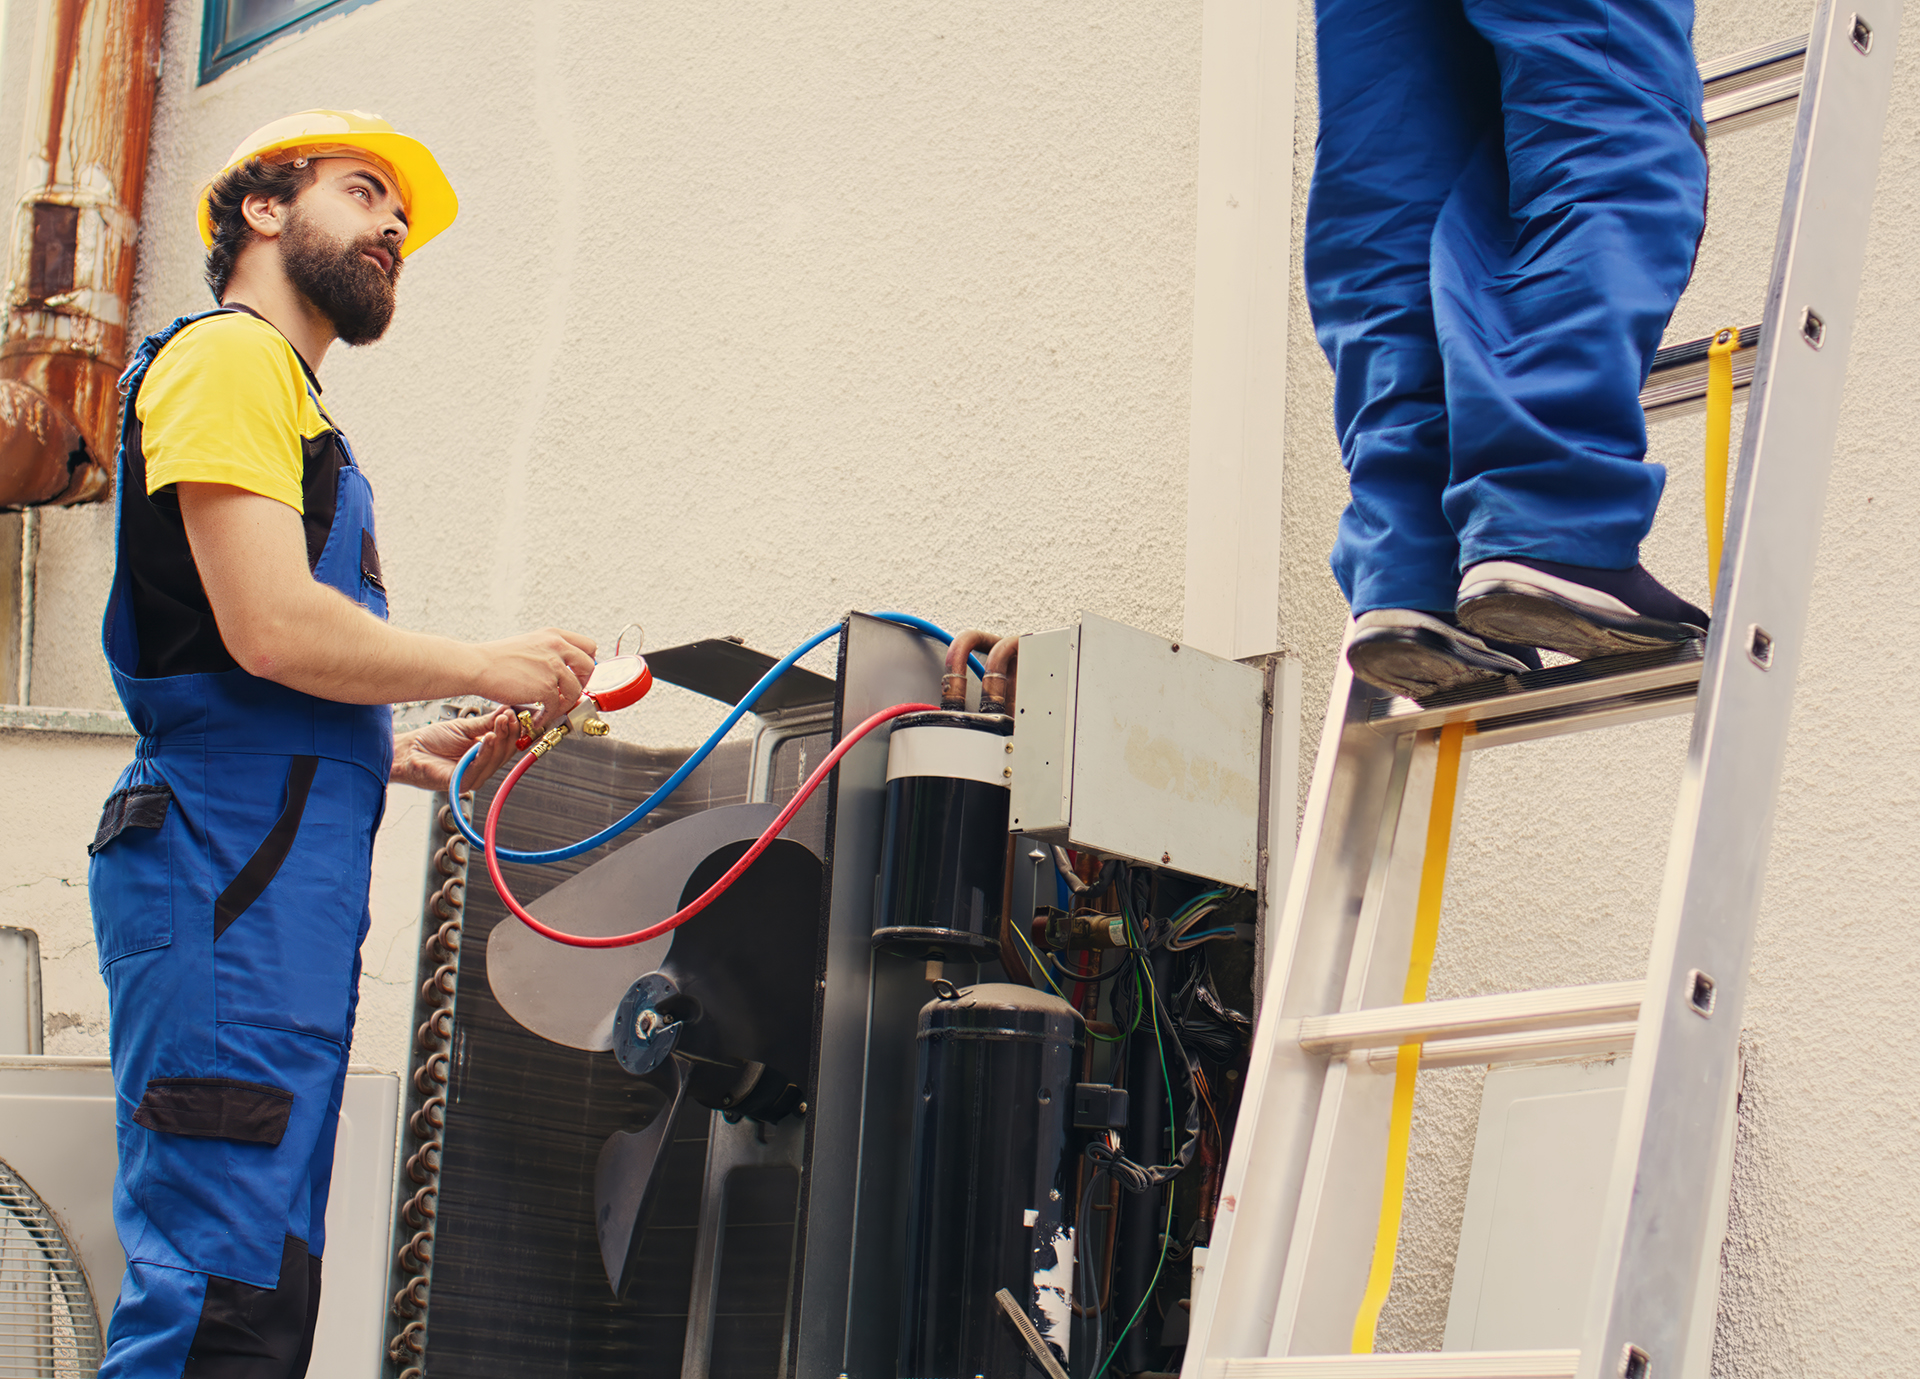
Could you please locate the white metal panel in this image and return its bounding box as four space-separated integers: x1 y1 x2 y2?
1444 1057 1736 1379
1444 1062 1631 1353
0 931 40 1056
1007 624 1076 836
0 1058 397 1378
0 1057 120 1324
1063 613 1264 887
309 1070 399 1379
1182 0 1299 662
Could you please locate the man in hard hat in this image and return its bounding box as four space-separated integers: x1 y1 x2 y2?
88 111 594 1376
1317 0 1712 700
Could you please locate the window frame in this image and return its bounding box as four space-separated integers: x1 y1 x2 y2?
199 0 384 85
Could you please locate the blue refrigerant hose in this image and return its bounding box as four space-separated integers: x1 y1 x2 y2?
445 612 984 865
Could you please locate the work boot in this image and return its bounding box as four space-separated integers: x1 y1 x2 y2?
1455 557 1708 659
1346 609 1538 701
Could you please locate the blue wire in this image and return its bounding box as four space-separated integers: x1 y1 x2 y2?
447 612 984 864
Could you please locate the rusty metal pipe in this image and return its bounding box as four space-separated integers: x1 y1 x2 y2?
0 0 167 511
939 628 999 711
979 634 1019 715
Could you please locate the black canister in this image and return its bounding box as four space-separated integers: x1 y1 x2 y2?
874 710 1013 958
898 983 1083 1378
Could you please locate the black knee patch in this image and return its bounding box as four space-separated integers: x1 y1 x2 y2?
185 1235 323 1378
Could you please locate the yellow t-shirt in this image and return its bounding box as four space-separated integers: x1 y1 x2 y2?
137 311 333 511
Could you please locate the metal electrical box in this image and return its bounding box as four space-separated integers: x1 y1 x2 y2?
1008 612 1264 887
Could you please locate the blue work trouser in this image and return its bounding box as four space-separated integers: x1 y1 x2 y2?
1308 0 1708 614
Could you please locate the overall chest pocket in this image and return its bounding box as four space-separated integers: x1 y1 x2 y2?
88 784 176 967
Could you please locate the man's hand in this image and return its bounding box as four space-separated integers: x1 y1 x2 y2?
391 707 521 793
471 628 599 730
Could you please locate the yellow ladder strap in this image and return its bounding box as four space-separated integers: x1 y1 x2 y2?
1705 326 1742 603
1351 720 1469 1353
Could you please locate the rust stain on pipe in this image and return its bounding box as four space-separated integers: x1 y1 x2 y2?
0 0 167 511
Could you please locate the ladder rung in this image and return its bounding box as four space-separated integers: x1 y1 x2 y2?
1641 323 1762 420
1205 1351 1581 1379
1297 982 1644 1056
1700 35 1807 137
1362 1020 1637 1072
1704 72 1802 133
1699 34 1807 93
1368 643 1702 743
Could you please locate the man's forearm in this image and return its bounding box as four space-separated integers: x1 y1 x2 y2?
180 481 596 723
231 578 486 704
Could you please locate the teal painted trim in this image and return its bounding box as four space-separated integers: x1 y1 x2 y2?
199 0 388 85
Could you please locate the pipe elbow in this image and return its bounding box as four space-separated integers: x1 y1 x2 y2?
0 375 98 509
980 635 1020 716
941 629 1000 711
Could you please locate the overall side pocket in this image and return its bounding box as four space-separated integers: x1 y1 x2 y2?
88 784 176 967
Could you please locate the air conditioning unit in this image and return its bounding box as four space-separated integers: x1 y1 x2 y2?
0 1053 397 1379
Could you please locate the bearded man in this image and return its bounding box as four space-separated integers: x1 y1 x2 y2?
88 111 596 1377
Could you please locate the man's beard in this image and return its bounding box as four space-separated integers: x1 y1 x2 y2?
280 207 402 347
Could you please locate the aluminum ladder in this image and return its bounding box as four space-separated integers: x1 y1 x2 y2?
1182 5 1900 1377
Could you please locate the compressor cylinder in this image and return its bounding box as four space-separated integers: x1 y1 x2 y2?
873 710 1013 958
898 983 1082 1379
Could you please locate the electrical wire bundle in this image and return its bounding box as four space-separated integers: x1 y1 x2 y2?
1166 888 1235 949
992 860 1251 1376
1020 860 1257 1379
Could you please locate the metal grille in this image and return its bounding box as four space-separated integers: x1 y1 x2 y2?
0 1159 102 1378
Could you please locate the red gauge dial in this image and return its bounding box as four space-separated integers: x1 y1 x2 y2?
585 654 653 712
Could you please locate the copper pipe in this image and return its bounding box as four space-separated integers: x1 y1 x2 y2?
0 0 166 511
939 628 999 710
980 634 1019 715
996 832 1032 987
1070 1164 1121 1316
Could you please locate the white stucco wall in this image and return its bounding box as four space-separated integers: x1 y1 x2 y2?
0 730 132 1052
2 0 1916 1372
0 0 1204 1075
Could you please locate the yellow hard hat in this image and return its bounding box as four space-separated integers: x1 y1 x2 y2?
197 109 457 258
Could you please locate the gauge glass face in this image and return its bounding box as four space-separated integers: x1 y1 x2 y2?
586 655 651 709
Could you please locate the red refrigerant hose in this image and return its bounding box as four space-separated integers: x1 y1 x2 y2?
484 702 939 949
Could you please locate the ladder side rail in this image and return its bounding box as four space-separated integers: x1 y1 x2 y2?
1269 733 1454 1355
1578 7 1901 1379
1184 664 1411 1371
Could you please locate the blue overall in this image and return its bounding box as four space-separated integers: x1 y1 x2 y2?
1308 0 1708 614
88 309 391 1376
